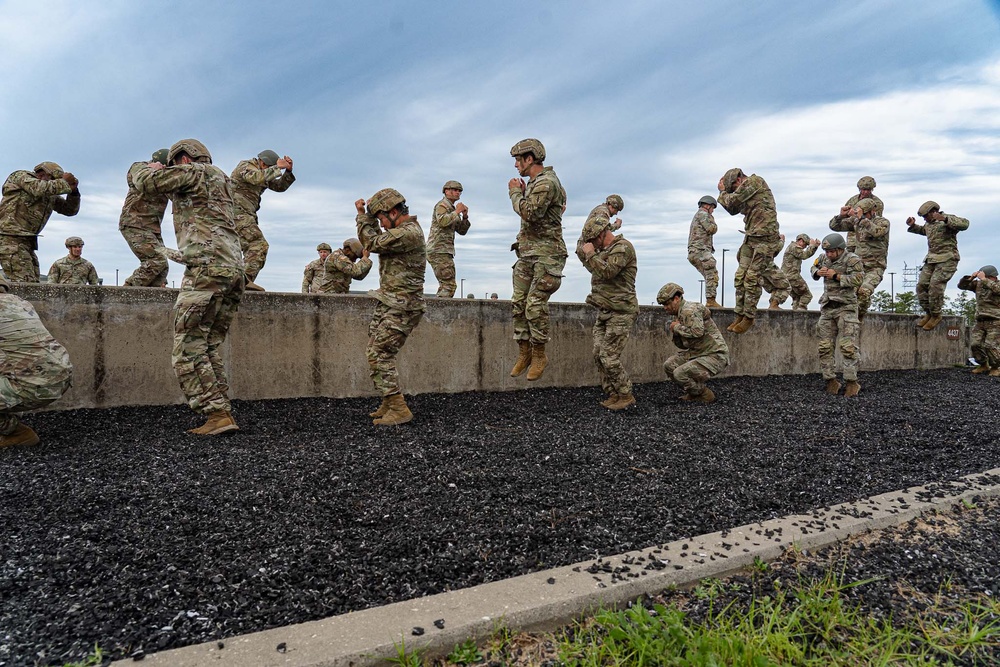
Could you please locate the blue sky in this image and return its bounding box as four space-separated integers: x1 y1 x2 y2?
2 1 998 303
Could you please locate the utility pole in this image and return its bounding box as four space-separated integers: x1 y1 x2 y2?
721 249 730 307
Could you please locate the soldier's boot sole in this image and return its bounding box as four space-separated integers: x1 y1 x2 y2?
0 424 40 447
922 315 943 330
510 341 532 377
844 381 861 398
825 379 842 395
526 344 547 381
600 394 620 408
369 397 390 418
608 393 636 411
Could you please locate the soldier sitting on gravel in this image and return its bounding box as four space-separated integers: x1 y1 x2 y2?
958 265 1000 377
657 282 729 403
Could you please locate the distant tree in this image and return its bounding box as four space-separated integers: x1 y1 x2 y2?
870 289 918 314
944 291 976 326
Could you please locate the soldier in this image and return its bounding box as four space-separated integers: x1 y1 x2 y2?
657 282 729 403
773 233 820 310
133 138 245 436
843 176 884 254
829 198 889 318
508 138 567 381
355 188 425 426
687 195 721 308
302 243 332 293
810 233 865 396
717 168 789 334
0 267 73 447
0 162 80 282
490 293 499 300
578 205 638 411
907 201 969 331
230 149 296 291
120 149 170 287
575 194 624 261
318 238 372 294
426 180 471 298
957 265 1000 377
47 237 99 285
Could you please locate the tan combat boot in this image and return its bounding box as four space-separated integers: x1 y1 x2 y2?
971 365 990 375
509 340 532 377
825 379 841 395
245 280 266 292
600 393 619 408
0 423 40 447
526 344 547 381
768 299 782 310
732 317 755 334
990 368 1000 378
369 397 390 418
726 315 745 332
373 393 413 426
188 411 239 436
609 393 636 410
922 315 942 330
915 314 930 328
705 298 722 308
689 388 716 403
844 381 861 397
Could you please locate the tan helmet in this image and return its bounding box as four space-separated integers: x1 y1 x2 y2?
442 180 463 192
0 266 9 292
656 282 684 305
581 217 611 242
168 139 212 165
257 150 280 167
367 188 406 215
917 201 940 217
606 194 624 211
796 233 811 244
509 138 546 161
856 198 876 213
34 162 65 179
65 236 84 247
151 149 170 165
857 176 876 190
343 238 363 256
722 168 744 192
317 243 332 252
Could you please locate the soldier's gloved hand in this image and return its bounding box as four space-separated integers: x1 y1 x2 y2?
62 173 79 188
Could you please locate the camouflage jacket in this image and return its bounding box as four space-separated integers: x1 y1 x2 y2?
958 276 1000 320
811 250 865 307
356 213 425 311
426 197 471 255
907 214 969 263
670 298 729 359
319 249 373 294
687 208 717 254
0 292 73 400
302 258 325 293
119 161 168 232
0 170 80 237
781 241 819 273
574 203 615 262
48 256 99 285
718 174 779 240
828 214 889 267
510 166 567 258
844 193 884 216
230 161 296 222
133 162 244 270
580 235 638 314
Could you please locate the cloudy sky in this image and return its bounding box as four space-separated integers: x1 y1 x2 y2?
2 1 998 304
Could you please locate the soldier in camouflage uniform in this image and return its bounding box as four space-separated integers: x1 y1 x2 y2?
811 233 865 396
957 265 1000 377
134 139 245 436
302 243 332 293
907 201 969 331
843 177 884 254
774 233 820 310
427 180 471 298
657 282 729 403
508 138 567 381
0 267 73 447
319 238 372 294
48 237 99 285
230 149 296 290
829 198 889 318
0 162 80 282
355 188 425 426
687 195 721 308
577 200 638 411
120 149 170 287
717 168 789 333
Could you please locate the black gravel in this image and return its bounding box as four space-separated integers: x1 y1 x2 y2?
2 368 999 665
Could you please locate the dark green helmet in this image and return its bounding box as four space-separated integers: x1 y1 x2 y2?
151 149 169 165
698 195 717 207
257 150 280 167
656 282 683 304
980 265 998 278
317 243 332 252
821 233 846 251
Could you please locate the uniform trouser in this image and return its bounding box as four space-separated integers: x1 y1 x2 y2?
734 237 788 317
781 272 812 309
121 227 169 287
235 216 269 281
0 342 73 434
172 266 244 415
427 252 457 298
971 318 1000 368
917 259 958 316
817 303 860 382
512 255 566 344
687 251 718 300
0 236 40 282
592 310 637 396
663 351 728 397
367 303 424 396
857 262 886 314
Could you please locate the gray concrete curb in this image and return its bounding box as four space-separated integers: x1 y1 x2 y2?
121 467 1000 667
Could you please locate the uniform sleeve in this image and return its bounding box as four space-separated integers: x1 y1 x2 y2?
356 212 381 250
510 178 556 224
979 278 1000 298
47 261 61 283
673 305 705 339
829 215 855 232
14 172 73 198
267 169 296 193
583 244 631 281
717 191 742 216
455 215 471 236
858 216 889 238
51 189 81 217
87 262 99 285
810 257 823 281
234 163 280 188
350 257 373 279
358 216 423 255
957 276 976 292
838 256 865 288
434 202 461 231
700 213 718 235
802 244 819 259
946 215 970 232
301 264 315 293
133 164 199 195
907 222 928 237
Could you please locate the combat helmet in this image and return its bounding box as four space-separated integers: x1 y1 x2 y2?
796 233 811 244
34 162 64 179
606 194 624 211
917 201 940 217
442 180 463 192
980 265 998 278
509 138 545 161
343 238 363 256
856 198 876 213
317 243 332 252
65 237 84 247
257 150 280 167
368 188 406 215
151 149 169 165
168 139 212 165
821 233 846 251
698 195 718 207
581 217 611 242
656 282 684 305
857 176 876 190
722 168 744 192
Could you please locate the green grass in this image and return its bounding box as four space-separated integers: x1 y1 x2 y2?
61 646 104 667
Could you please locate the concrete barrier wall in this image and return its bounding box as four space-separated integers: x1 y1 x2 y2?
10 284 969 410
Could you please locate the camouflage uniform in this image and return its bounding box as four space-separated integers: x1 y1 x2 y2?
718 174 788 318
427 196 471 298
134 157 245 416
120 161 170 287
778 239 819 309
664 299 730 397
686 208 718 302
510 166 567 344
48 255 99 285
318 249 373 294
580 234 638 397
357 212 425 397
843 193 884 253
908 213 969 316
957 274 1000 369
829 212 889 314
301 257 325 293
0 171 80 282
811 250 865 382
230 160 296 280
